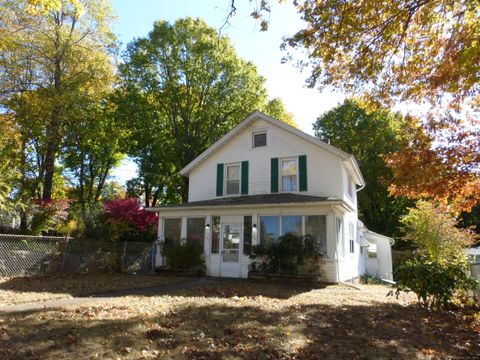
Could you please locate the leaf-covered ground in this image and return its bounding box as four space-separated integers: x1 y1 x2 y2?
0 273 187 306
0 279 478 359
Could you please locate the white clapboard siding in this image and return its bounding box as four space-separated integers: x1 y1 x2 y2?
188 118 345 202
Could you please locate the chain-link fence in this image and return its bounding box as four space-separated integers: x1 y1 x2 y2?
0 234 156 277
122 241 155 274
0 234 68 277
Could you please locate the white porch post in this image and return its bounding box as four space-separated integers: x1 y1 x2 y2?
204 215 211 255
180 217 187 244
252 213 259 245
155 214 164 267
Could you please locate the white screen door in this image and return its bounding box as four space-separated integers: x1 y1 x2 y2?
221 224 241 277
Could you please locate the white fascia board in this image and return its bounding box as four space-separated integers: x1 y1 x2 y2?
146 199 354 214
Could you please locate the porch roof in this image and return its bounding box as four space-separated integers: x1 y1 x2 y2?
147 193 343 212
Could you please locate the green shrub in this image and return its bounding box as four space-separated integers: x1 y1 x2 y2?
250 233 320 275
392 256 477 309
163 242 205 275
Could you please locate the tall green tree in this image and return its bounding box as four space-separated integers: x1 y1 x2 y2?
117 18 269 203
62 98 126 214
262 97 297 127
0 0 116 201
313 99 411 238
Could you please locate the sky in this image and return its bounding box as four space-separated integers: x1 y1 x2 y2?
109 0 346 183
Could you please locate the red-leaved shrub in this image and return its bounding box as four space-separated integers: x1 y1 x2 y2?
103 198 157 233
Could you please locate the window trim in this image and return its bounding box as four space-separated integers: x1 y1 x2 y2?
224 162 241 196
348 222 355 254
252 130 267 148
336 217 345 258
280 157 299 192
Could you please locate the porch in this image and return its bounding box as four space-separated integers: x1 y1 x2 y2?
148 194 361 283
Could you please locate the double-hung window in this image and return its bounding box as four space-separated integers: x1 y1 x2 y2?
281 158 297 192
225 164 240 195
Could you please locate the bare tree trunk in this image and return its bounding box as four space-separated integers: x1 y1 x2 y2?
42 133 57 200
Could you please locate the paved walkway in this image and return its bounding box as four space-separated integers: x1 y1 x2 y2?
0 277 213 314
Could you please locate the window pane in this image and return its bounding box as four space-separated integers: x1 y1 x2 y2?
336 218 344 257
253 133 267 147
226 180 240 195
223 224 240 262
281 159 297 175
305 215 327 256
281 216 302 236
211 216 220 254
282 175 297 191
227 165 239 180
187 218 205 250
260 216 279 243
164 218 181 251
243 216 252 255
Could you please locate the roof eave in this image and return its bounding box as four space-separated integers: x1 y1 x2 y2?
179 110 358 177
147 198 353 213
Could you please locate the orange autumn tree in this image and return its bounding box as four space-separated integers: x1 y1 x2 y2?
245 1 480 213
387 115 480 215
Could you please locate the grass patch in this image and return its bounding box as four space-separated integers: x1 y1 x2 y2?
0 281 478 359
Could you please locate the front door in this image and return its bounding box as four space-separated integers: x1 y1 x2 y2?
220 223 241 277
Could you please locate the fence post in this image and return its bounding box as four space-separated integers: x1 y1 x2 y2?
61 236 70 273
122 241 127 272
151 242 155 274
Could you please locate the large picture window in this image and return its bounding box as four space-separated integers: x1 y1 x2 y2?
187 217 205 250
164 218 181 251
225 164 240 195
281 158 297 192
305 215 327 255
259 215 328 257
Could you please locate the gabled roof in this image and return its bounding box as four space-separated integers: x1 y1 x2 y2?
180 110 365 186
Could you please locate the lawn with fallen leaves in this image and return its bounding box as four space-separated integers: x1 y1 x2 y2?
0 273 187 306
0 279 479 359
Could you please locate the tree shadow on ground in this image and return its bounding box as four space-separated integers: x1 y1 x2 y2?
0 274 327 300
0 273 194 300
0 300 478 359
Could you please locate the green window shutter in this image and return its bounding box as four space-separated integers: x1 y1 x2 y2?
216 163 224 196
299 155 308 191
241 161 249 195
271 158 279 193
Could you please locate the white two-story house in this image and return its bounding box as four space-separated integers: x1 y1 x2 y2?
149 111 393 282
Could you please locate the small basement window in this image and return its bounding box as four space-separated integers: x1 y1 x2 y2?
253 131 267 148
